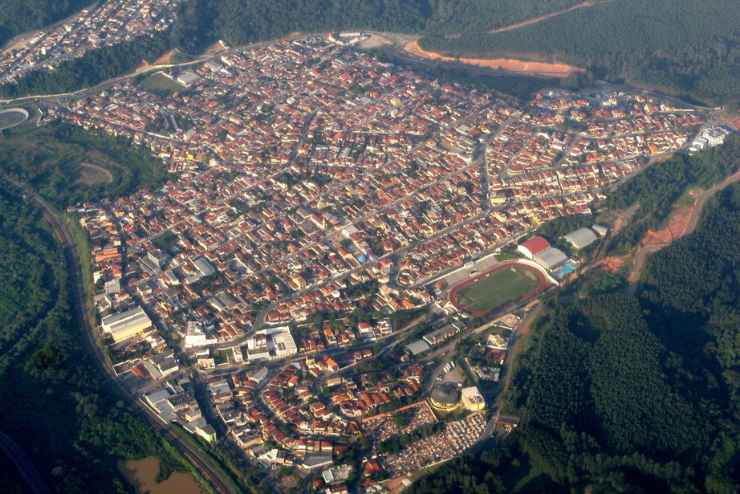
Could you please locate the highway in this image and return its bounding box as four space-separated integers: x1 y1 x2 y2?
5 177 238 494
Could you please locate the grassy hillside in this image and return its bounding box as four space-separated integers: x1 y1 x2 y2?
421 0 740 106
0 121 168 208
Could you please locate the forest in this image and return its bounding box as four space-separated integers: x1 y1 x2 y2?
0 121 169 208
421 0 740 106
409 153 740 493
0 180 192 493
0 0 93 47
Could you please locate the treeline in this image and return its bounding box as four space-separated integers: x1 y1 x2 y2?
1 0 588 97
421 0 740 106
169 0 585 52
410 182 740 493
605 135 740 250
0 0 92 47
0 122 168 208
0 181 188 493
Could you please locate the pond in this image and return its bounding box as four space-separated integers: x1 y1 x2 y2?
121 457 203 494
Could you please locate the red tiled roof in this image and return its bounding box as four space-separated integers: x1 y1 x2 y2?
521 235 550 255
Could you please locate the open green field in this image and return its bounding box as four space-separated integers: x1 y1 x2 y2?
454 265 540 314
140 71 185 95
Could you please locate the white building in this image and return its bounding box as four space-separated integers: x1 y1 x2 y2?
184 321 217 349
101 306 152 343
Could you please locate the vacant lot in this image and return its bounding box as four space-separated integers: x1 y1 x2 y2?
139 72 185 95
452 264 541 315
78 162 114 185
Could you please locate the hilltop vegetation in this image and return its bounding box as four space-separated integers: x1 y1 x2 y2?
411 177 740 493
170 0 585 52
421 0 740 106
0 122 168 208
0 0 93 47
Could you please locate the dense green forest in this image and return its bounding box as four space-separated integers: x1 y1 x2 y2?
411 181 740 494
0 180 191 493
421 0 740 106
0 121 168 207
0 0 93 47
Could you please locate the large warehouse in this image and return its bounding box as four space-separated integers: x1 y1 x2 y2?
101 306 152 343
563 227 599 250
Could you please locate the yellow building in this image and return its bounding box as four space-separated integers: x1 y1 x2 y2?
461 386 486 412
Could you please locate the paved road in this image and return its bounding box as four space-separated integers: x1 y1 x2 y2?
5 177 237 494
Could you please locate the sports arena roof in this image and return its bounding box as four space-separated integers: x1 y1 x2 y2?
519 236 550 257
564 227 598 250
534 247 568 270
431 382 461 407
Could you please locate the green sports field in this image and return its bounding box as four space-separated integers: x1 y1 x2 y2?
454 265 540 314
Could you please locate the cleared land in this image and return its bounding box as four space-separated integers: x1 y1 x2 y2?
0 108 29 130
628 168 740 284
78 162 114 185
403 39 583 78
139 72 185 95
489 1 597 33
451 263 544 315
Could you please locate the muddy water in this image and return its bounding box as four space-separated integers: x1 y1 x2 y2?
121 457 202 494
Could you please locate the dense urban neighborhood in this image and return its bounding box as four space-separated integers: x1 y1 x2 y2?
0 0 181 86
23 31 727 492
0 0 738 490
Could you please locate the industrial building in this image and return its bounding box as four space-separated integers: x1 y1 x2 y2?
101 306 152 343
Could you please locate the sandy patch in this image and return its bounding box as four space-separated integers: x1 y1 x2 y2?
359 33 392 49
78 162 113 185
404 40 584 78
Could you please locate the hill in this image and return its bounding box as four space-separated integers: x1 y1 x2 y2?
0 0 93 47
420 0 740 106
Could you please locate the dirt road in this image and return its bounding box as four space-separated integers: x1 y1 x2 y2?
403 40 584 78
489 2 597 34
628 169 740 285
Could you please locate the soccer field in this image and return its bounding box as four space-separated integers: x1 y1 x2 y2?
454 266 540 314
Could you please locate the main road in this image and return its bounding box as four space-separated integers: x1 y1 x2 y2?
4 176 238 494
